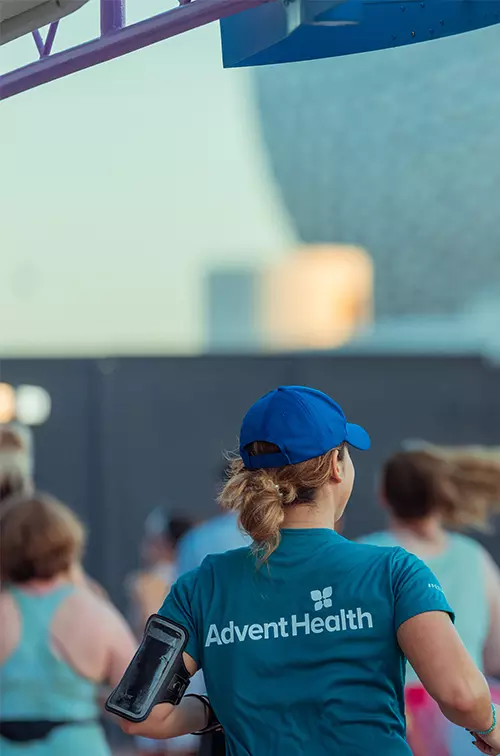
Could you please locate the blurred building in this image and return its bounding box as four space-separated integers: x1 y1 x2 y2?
254 26 500 319
205 245 373 351
3 13 500 357
263 245 373 350
0 14 294 357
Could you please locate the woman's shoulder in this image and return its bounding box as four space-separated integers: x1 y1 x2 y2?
57 584 103 616
0 587 15 607
447 531 489 559
70 564 109 600
0 588 18 627
347 537 409 572
172 546 253 596
59 583 124 627
55 585 136 651
197 544 252 572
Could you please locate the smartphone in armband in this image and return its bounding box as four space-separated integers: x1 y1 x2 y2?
105 615 190 723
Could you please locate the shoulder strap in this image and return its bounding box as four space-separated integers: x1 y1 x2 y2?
10 584 75 643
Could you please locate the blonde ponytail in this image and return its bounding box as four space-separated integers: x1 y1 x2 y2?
220 466 286 559
219 441 341 560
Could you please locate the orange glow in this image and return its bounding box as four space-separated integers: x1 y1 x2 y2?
263 245 373 349
0 383 16 423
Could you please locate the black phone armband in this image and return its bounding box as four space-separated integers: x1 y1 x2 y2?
105 614 191 723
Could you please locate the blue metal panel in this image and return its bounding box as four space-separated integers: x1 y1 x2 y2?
220 0 500 67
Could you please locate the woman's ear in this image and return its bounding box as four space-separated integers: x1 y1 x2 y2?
331 449 344 483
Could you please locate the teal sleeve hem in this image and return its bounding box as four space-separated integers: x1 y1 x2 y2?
396 606 455 632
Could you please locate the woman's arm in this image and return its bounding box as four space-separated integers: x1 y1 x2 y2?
120 697 208 740
398 611 494 731
119 570 204 738
70 562 109 601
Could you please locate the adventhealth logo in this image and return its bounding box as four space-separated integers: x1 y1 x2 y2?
311 586 333 610
205 598 374 647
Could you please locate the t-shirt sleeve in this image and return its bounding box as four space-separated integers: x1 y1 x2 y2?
391 547 455 630
158 568 201 666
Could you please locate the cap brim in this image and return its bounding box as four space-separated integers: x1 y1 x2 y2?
346 423 371 451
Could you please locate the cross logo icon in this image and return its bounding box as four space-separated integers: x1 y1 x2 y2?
311 587 333 611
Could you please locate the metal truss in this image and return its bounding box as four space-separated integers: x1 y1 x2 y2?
0 0 270 100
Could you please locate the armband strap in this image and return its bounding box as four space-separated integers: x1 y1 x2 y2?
185 694 222 734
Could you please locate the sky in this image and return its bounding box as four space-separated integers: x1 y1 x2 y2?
0 0 295 355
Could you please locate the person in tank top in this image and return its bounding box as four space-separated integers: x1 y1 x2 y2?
0 492 137 756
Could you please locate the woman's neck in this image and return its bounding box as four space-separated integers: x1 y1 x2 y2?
282 497 339 530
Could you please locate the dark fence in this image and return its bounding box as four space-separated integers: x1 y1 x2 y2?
2 353 499 610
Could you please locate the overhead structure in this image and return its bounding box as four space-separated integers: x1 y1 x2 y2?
0 0 270 100
1 0 499 100
220 0 500 66
0 0 90 46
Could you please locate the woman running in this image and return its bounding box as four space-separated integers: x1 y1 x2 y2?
116 387 500 755
360 446 500 754
0 492 137 756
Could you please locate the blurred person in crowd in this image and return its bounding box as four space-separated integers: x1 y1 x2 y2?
176 464 251 577
127 508 196 756
127 509 194 636
360 446 500 755
0 492 137 756
0 424 107 599
0 425 33 505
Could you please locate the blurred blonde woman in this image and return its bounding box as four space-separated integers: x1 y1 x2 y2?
360 446 500 755
0 493 137 756
0 425 33 505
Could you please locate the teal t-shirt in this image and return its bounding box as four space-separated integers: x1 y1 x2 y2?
159 529 454 756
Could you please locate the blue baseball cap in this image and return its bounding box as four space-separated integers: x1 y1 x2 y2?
240 386 370 470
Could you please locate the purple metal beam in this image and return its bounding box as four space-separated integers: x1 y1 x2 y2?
31 22 59 59
1 0 270 101
43 22 60 57
32 29 44 57
101 0 125 35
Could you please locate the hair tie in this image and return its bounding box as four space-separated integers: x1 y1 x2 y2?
274 484 283 498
